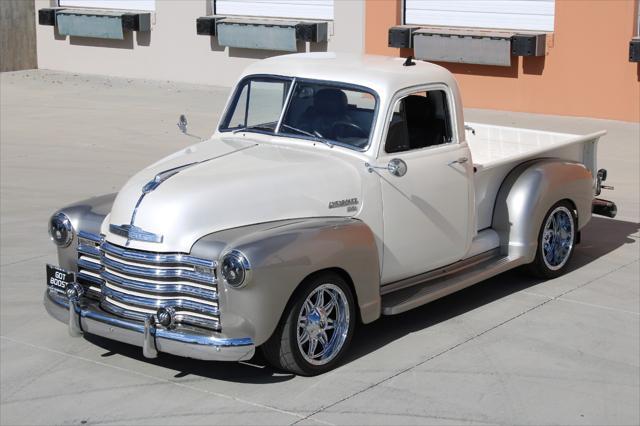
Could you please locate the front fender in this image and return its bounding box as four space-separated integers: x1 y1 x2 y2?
492 159 593 262
190 218 381 346
52 193 116 271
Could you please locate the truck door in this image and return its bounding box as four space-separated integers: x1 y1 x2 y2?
376 87 474 284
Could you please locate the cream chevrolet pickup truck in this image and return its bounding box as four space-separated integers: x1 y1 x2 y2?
45 53 617 375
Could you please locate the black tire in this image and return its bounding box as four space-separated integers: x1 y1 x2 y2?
261 272 356 376
527 200 577 279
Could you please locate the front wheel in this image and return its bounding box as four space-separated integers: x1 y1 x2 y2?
261 272 355 376
527 201 577 279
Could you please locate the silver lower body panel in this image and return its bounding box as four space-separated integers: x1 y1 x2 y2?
44 290 255 362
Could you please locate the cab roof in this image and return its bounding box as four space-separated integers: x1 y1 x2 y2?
239 52 457 99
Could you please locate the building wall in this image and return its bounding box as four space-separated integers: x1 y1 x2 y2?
1 0 38 72
365 0 640 122
35 0 365 87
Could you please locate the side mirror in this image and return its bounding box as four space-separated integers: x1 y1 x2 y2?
177 114 188 134
365 158 408 177
388 158 408 177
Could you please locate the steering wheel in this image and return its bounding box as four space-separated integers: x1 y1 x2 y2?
331 121 368 140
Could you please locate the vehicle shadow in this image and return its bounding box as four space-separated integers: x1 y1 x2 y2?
85 216 638 382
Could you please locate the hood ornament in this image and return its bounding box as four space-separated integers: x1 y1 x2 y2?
109 224 164 243
142 163 197 194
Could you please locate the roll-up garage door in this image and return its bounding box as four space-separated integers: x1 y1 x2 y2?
404 0 555 32
215 0 333 20
58 0 155 11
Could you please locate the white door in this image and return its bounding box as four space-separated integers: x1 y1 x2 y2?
404 0 555 32
215 0 333 20
377 88 474 284
58 0 156 11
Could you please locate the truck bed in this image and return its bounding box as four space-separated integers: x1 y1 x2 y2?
466 122 605 231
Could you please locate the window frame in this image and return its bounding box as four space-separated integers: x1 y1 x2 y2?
379 83 459 158
218 74 381 152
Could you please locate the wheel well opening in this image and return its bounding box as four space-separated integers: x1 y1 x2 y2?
560 198 579 224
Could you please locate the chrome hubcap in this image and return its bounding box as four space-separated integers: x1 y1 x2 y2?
296 284 350 366
542 206 575 271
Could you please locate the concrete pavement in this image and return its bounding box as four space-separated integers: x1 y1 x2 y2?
1 70 638 425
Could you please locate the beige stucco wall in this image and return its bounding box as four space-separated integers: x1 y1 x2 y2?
35 0 365 86
365 0 640 122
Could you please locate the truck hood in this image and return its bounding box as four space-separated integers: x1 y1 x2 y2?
103 135 364 252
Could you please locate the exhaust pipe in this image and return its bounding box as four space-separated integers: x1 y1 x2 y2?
592 198 617 218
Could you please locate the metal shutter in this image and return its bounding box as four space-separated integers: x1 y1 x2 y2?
405 0 555 32
58 0 155 11
215 0 333 20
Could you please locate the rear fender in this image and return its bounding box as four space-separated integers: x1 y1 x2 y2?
492 159 593 262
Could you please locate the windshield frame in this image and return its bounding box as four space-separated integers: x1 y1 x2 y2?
218 74 380 152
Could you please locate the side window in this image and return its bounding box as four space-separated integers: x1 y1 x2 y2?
385 89 453 154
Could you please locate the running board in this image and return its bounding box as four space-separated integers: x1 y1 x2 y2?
381 255 526 315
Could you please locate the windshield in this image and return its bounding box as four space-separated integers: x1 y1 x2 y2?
219 76 378 150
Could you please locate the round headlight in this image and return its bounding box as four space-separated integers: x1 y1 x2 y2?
220 250 251 288
49 212 74 247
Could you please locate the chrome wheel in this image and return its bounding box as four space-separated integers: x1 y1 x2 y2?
296 283 350 366
541 206 575 271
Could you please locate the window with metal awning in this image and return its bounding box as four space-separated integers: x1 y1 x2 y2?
389 0 554 66
197 0 331 51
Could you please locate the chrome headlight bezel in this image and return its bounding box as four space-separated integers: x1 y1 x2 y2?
48 212 74 248
220 250 251 289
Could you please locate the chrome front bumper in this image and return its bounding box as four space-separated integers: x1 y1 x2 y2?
44 290 255 361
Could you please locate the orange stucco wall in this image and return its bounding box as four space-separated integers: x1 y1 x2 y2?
365 0 640 122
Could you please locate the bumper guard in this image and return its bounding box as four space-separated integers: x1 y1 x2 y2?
44 290 255 362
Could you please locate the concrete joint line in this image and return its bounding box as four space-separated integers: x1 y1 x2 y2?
0 335 334 426
293 258 640 425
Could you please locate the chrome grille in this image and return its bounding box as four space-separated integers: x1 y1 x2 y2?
77 231 103 299
75 232 220 330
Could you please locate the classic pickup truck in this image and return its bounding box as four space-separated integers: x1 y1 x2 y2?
45 53 617 375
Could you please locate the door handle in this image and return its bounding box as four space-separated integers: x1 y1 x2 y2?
448 157 468 165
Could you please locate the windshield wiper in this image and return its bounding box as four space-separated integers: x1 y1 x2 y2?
232 124 275 134
280 124 333 148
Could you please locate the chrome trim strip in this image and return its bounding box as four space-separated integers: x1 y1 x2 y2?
101 255 215 284
101 270 217 300
101 299 220 330
102 241 215 268
77 271 104 286
78 244 101 258
101 285 219 316
44 292 253 361
78 257 102 272
78 230 102 243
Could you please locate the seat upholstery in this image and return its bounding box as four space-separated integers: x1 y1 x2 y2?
403 95 446 149
297 88 351 138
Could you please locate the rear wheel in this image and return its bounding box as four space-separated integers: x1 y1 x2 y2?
261 272 355 376
528 200 577 279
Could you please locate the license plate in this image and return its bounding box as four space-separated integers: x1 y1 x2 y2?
46 264 75 294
